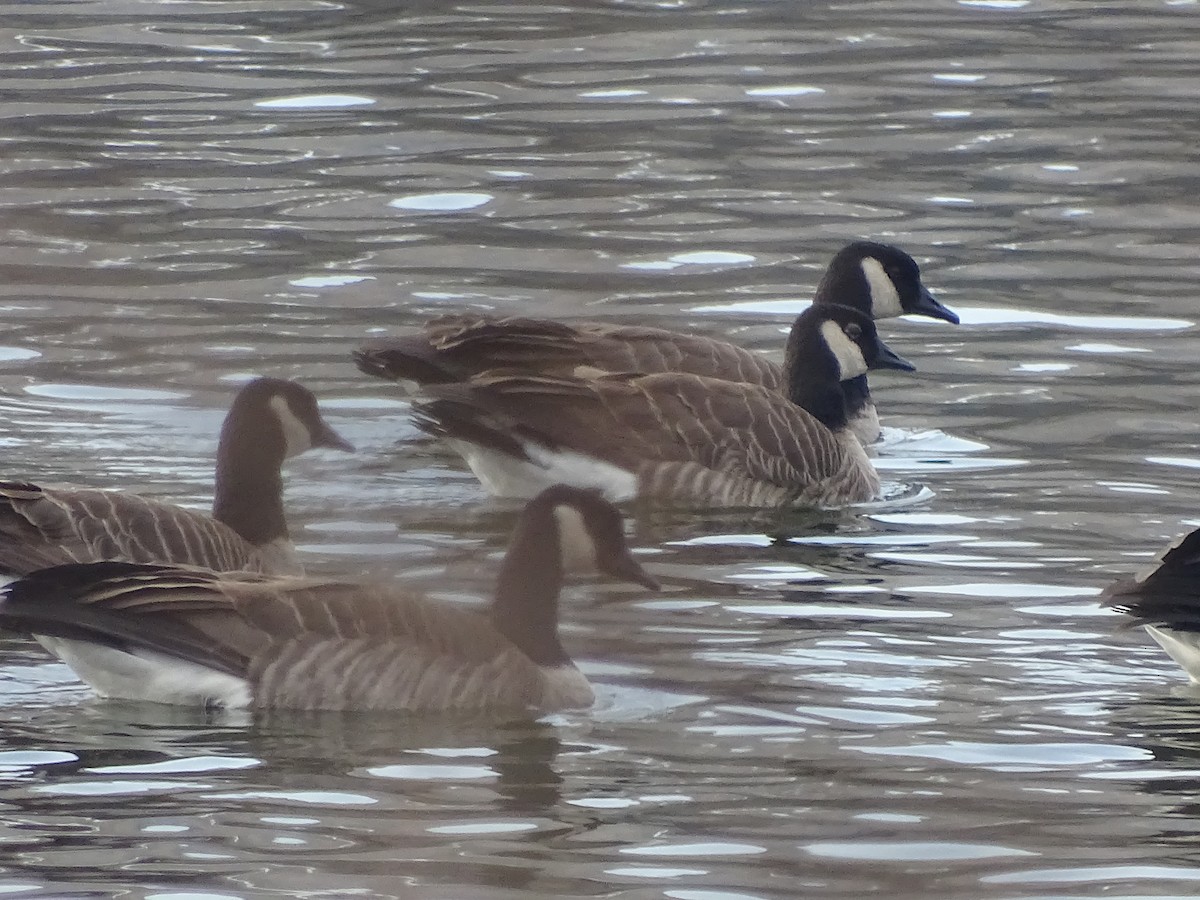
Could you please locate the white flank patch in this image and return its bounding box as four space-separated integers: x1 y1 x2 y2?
860 257 903 318
269 394 313 458
448 439 638 502
38 637 252 708
540 664 595 709
819 320 870 381
1145 626 1200 684
553 505 599 573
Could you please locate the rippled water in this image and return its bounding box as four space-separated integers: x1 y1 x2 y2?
2 0 1200 897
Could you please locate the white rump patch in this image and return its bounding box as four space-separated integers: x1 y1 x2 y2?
819 320 870 381
38 637 253 708
553 505 600 573
269 395 313 458
860 257 903 319
448 439 638 502
1145 626 1200 684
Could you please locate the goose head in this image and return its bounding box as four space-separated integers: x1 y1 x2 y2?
220 377 354 465
491 485 657 667
816 241 958 325
212 378 353 546
508 485 658 589
783 304 916 431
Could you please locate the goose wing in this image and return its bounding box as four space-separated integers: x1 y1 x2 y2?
0 481 269 576
356 314 784 388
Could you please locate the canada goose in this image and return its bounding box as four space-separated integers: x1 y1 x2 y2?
0 378 353 577
0 485 658 712
412 304 915 508
1104 527 1200 682
353 240 955 444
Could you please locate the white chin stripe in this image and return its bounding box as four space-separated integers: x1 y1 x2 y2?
860 257 903 319
819 320 870 381
269 395 314 458
553 505 600 573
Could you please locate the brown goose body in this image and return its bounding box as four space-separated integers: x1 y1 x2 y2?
355 241 955 444
0 486 657 712
412 305 915 508
0 378 352 577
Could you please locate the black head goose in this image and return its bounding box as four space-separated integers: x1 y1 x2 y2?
0 485 658 712
411 304 915 508
1104 527 1200 682
0 377 353 577
353 241 954 444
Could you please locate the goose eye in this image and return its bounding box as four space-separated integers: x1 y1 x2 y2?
844 323 862 340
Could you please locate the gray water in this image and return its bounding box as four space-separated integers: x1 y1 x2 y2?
2 0 1200 897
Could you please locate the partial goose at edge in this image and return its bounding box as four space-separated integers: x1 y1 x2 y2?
1105 526 1200 683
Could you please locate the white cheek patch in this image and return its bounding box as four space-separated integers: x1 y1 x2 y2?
553 505 600 573
819 320 870 381
860 257 903 319
270 395 313 458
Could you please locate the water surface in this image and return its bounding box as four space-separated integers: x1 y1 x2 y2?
2 1 1200 897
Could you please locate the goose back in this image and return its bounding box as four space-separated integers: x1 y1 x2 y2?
355 315 785 390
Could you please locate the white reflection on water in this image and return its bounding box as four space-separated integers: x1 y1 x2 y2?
855 741 1149 769
254 94 375 109
389 192 494 211
620 842 767 857
622 250 757 271
803 840 1036 861
689 299 1193 332
87 756 260 775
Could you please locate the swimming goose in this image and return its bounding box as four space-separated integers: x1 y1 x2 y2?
412 304 915 508
354 240 955 444
0 378 353 577
1104 527 1200 682
0 485 658 711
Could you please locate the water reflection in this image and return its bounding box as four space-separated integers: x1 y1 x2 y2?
3 0 1200 896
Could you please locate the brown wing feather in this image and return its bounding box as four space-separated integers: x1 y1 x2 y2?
360 314 784 387
0 482 273 576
